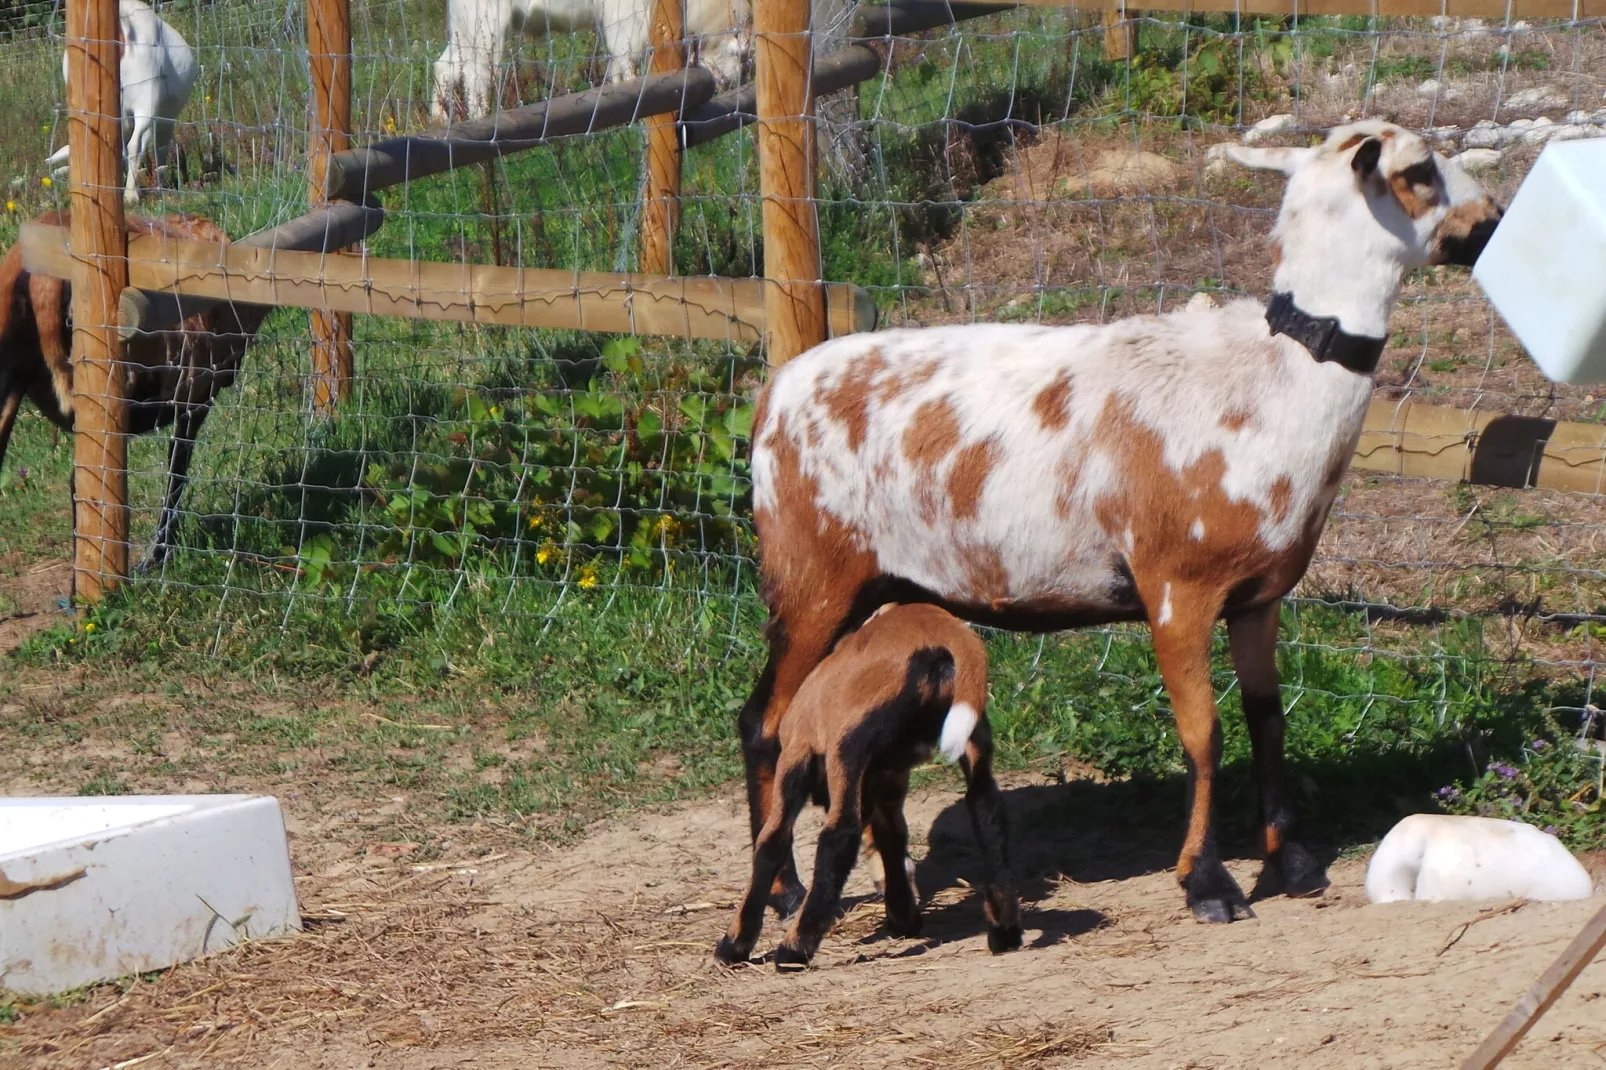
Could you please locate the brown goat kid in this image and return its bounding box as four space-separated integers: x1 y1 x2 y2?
715 602 1022 970
0 211 272 567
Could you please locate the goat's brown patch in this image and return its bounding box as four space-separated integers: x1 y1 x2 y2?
1053 452 1087 521
1335 133 1367 152
948 438 1000 520
901 397 961 469
1220 409 1253 432
1031 371 1074 432
818 350 888 453
959 545 1010 603
875 358 943 405
1388 162 1441 220
1267 475 1294 524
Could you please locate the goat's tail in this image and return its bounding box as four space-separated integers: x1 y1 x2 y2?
937 640 988 764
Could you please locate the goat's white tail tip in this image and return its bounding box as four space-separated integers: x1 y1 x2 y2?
939 702 980 763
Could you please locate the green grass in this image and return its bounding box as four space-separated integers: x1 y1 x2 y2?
0 3 1603 857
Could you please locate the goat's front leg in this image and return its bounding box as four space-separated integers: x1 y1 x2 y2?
123 115 154 205
1149 581 1252 923
739 608 846 918
959 717 1023 953
1227 600 1328 898
775 767 863 970
715 753 811 965
139 401 210 571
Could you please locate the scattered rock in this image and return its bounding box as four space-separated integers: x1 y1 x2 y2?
1452 148 1502 172
1078 150 1181 195
1244 113 1296 144
1549 125 1603 143
1506 86 1568 111
1417 79 1467 104
1463 120 1504 149
1564 110 1595 125
1522 115 1558 144
1185 292 1219 313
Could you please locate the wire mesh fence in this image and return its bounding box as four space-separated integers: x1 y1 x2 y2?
0 0 1602 843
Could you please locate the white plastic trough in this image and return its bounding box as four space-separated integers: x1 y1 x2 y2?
0 795 301 995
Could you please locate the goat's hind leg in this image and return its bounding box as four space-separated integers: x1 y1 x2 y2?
716 752 812 965
1227 600 1328 899
1150 581 1253 923
960 718 1022 953
864 768 920 937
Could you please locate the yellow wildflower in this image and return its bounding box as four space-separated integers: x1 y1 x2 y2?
384 115 397 133
40 176 52 188
535 544 554 565
4 201 14 213
527 514 544 531
83 622 96 633
577 567 599 590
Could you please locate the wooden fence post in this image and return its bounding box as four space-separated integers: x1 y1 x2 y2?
1102 0 1135 60
307 0 354 414
66 0 130 602
641 0 685 275
755 0 826 366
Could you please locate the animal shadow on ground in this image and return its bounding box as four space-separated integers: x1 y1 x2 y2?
908 774 1354 947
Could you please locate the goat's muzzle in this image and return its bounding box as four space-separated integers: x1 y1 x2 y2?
1433 200 1503 267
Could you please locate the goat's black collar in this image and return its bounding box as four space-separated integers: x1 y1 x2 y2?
1265 292 1387 375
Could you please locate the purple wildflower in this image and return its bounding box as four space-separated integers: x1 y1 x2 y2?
1544 826 1559 836
1530 739 1549 752
1434 785 1460 801
15 467 26 478
1489 763 1519 780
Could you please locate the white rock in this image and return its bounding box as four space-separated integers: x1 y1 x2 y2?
1426 125 1461 143
1523 123 1561 145
1417 78 1442 97
1508 117 1536 129
1463 121 1505 149
1593 107 1606 124
1509 19 1531 32
1506 86 1566 110
1549 125 1603 143
1460 17 1488 38
1565 110 1593 126
1244 113 1296 144
1452 147 1502 172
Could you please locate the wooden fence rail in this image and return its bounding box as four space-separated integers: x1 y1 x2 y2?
21 223 875 343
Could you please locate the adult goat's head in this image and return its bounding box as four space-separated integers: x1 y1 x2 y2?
1227 120 1502 272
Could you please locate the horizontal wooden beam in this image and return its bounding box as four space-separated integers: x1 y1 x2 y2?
1353 399 1606 495
325 68 716 202
19 222 875 343
997 0 1605 18
120 199 386 337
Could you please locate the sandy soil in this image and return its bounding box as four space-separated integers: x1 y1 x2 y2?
6 773 1604 1070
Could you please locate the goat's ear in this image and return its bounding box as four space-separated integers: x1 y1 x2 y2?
1223 145 1316 175
1350 136 1384 178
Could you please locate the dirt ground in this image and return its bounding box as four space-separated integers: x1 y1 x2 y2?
5 768 1604 1070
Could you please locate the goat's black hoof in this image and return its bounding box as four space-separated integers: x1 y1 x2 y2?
768 876 806 919
884 910 922 939
987 924 1023 954
1185 861 1254 923
773 944 811 972
1276 843 1330 899
713 936 750 966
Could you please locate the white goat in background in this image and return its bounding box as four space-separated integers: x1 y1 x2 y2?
1366 814 1595 903
431 0 749 122
47 0 198 205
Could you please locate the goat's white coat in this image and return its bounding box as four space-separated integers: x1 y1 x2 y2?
938 701 979 764
753 123 1493 622
47 0 197 205
431 0 749 121
1365 813 1594 903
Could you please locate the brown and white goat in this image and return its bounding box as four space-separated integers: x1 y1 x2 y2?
0 211 272 567
739 121 1504 925
716 602 1022 969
